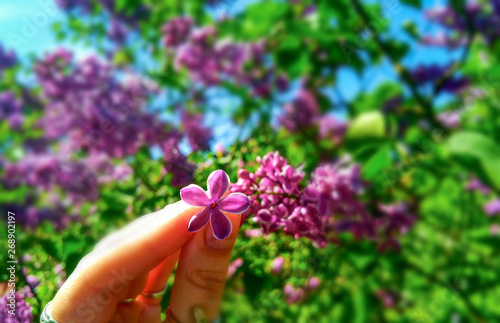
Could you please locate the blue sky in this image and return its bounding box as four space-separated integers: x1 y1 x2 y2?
0 0 456 151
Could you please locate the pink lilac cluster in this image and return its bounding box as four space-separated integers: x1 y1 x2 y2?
0 192 77 230
162 20 288 97
232 151 415 249
162 17 193 47
107 18 128 43
181 110 213 152
484 199 500 216
2 152 130 203
375 203 416 252
466 177 491 195
34 49 171 158
283 277 321 304
424 2 500 45
0 44 17 74
0 292 33 323
375 289 396 308
0 91 24 129
421 32 467 48
437 110 461 128
279 89 347 141
227 258 243 277
284 283 305 304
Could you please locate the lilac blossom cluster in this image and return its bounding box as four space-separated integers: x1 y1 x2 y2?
465 177 500 217
34 48 170 158
283 277 319 304
0 292 33 323
424 2 500 46
0 91 24 129
410 64 469 94
232 152 415 249
162 19 288 97
279 89 347 142
3 152 130 202
1 150 132 228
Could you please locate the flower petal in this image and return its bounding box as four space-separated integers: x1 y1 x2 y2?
207 169 230 201
187 208 211 232
210 208 233 240
218 193 251 214
180 184 210 206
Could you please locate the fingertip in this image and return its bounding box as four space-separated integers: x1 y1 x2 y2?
205 213 240 251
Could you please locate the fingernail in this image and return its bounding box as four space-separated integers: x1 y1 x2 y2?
193 307 208 323
205 225 235 251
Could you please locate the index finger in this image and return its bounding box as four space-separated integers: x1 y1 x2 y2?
50 201 200 321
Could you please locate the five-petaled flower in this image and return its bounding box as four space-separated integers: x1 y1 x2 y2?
180 169 251 240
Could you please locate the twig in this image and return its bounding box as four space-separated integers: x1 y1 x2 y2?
351 0 446 131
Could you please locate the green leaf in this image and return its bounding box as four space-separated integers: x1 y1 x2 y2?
401 0 421 9
361 144 392 181
345 111 386 142
446 131 500 190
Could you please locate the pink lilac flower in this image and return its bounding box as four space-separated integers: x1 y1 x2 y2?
491 224 499 236
227 258 243 277
318 115 347 143
466 177 490 195
283 284 304 304
0 292 33 322
375 290 395 308
232 152 367 247
162 17 193 47
167 22 284 97
271 256 285 274
279 90 319 132
421 33 466 48
425 3 500 45
376 203 416 252
244 228 262 237
484 199 500 216
34 49 169 158
108 18 128 43
437 111 461 128
308 277 320 290
180 170 251 239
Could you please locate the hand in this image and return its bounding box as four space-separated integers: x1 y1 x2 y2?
49 200 241 323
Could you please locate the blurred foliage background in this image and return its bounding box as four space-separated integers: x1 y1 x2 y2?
1 0 500 322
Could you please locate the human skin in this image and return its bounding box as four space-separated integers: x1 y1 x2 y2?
49 198 241 323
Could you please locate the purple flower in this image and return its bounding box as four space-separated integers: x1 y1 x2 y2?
279 90 319 132
180 170 251 240
227 257 243 277
283 284 304 304
466 177 490 195
308 277 320 290
162 17 193 47
484 199 500 216
437 111 461 128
